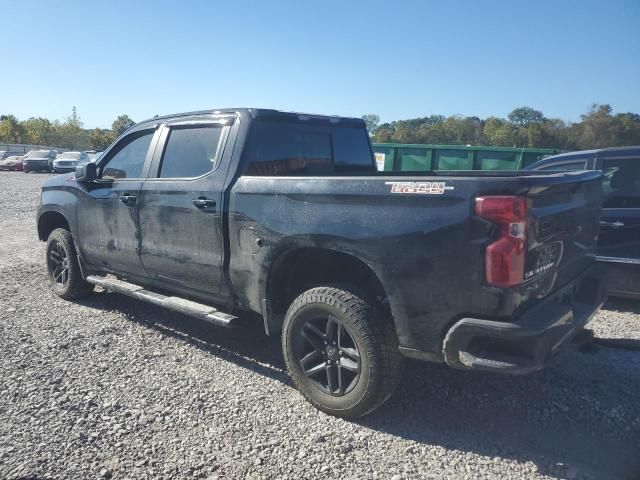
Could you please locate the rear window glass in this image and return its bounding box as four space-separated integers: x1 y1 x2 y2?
244 121 374 176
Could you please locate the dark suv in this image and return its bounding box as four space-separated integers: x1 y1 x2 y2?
526 146 640 299
23 149 58 173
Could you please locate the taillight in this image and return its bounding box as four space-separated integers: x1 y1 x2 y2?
475 196 527 288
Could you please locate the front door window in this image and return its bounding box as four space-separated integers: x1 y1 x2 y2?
101 131 155 180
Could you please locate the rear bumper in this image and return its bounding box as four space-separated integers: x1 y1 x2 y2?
441 264 606 374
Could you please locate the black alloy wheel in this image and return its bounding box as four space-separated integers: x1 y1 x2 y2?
282 286 404 418
45 228 94 300
296 314 361 396
48 239 70 287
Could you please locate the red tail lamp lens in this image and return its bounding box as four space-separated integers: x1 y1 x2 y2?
475 196 527 287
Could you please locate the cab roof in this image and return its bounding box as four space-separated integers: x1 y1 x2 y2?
135 108 365 129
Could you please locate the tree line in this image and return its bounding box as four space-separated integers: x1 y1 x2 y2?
363 104 640 150
3 104 639 152
0 107 136 150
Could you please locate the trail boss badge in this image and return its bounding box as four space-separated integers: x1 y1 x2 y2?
385 181 454 195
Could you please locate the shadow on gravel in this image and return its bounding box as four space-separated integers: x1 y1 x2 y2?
10 477 54 480
77 291 289 380
603 296 640 314
360 358 640 479
78 291 640 480
592 336 640 351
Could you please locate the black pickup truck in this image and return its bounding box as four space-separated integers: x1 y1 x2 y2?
37 108 606 418
526 146 640 299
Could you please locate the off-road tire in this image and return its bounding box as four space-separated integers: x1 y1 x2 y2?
282 286 403 418
46 228 94 300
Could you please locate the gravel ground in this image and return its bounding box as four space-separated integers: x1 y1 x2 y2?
0 171 639 480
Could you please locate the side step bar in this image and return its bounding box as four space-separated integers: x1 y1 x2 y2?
86 275 236 328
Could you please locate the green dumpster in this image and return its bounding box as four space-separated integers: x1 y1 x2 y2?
372 143 559 172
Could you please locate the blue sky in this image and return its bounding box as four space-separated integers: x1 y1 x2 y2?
1 0 639 129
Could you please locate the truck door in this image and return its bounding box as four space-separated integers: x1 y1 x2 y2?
597 154 640 295
76 128 160 277
137 118 233 297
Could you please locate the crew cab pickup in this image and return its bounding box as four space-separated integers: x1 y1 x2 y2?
37 108 606 418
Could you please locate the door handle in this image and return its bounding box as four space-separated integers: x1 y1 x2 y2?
119 194 137 206
600 220 624 228
192 198 216 210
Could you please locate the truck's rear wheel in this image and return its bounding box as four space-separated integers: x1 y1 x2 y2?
282 286 403 418
46 228 93 300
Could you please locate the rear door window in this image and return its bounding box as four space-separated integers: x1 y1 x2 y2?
602 158 640 208
159 125 223 178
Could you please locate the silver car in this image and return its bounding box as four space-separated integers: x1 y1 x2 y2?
52 151 89 173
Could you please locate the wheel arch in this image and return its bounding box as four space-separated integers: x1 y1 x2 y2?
38 209 71 241
264 247 393 334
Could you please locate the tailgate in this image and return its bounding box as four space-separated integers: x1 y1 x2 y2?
524 170 603 297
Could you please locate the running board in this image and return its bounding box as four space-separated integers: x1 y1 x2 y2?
85 275 236 328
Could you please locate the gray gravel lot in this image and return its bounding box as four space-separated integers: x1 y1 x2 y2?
0 171 639 480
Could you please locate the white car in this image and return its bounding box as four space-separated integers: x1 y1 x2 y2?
87 151 102 162
52 151 89 174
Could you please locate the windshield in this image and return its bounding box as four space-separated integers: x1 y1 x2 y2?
26 150 50 158
59 152 82 160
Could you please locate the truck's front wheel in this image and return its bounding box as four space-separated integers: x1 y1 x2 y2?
46 228 94 300
282 286 403 418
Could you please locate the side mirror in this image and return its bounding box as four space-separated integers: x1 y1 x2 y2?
75 162 97 182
